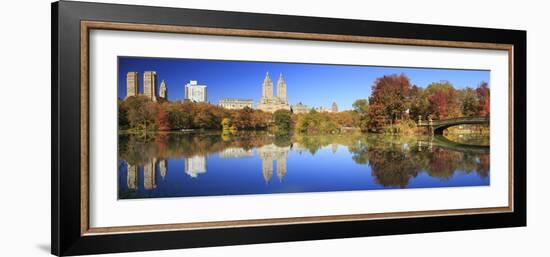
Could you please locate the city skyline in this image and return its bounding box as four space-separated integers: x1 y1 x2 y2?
118 56 490 111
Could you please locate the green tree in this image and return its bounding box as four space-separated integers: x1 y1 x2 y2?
352 99 370 131
295 110 340 134
272 109 293 133
352 99 369 113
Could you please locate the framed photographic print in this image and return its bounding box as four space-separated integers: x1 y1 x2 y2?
52 1 526 256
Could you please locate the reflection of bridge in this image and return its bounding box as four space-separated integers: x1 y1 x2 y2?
417 116 489 135
417 135 489 154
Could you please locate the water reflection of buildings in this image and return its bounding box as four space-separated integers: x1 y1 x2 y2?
218 148 254 159
143 159 157 190
331 143 338 154
126 159 168 190
159 159 167 179
291 143 309 154
127 164 138 190
257 144 290 183
184 156 207 178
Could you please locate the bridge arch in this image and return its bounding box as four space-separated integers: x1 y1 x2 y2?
418 116 490 135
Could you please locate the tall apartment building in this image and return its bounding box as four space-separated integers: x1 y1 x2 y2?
143 71 157 102
184 80 207 102
125 71 139 99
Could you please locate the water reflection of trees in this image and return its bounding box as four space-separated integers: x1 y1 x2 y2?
118 131 275 165
355 136 490 188
118 131 489 189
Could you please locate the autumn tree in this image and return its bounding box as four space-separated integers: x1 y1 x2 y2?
250 110 271 129
408 85 429 121
459 87 479 117
221 118 233 131
366 103 386 132
424 81 460 119
118 98 130 130
231 107 253 130
165 103 193 130
124 96 157 132
155 106 170 131
367 74 412 131
428 91 450 119
476 82 490 116
331 111 360 128
370 74 412 121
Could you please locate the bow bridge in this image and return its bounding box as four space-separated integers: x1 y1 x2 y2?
417 116 490 135
417 135 490 154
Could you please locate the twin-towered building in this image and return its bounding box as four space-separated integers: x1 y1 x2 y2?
216 72 290 112
257 72 291 112
125 71 168 101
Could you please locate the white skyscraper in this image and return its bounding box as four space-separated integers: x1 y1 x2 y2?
184 80 207 102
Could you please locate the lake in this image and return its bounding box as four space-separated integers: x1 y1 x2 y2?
118 131 490 199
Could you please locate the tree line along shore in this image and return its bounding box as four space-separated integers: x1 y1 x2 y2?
118 74 490 135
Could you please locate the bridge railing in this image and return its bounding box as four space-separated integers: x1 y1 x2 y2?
417 116 489 127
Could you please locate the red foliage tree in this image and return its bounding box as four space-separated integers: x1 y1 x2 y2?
428 90 449 119
367 74 412 131
155 107 170 131
367 103 386 132
476 82 490 116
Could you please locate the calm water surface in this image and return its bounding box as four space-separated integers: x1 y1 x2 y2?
118 131 490 199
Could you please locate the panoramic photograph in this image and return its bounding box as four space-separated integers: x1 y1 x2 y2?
117 57 491 199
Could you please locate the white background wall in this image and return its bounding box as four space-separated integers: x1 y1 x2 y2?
0 0 547 256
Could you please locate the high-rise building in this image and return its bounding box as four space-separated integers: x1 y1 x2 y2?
262 72 273 99
276 73 287 103
159 80 168 100
184 80 207 102
257 72 290 112
143 71 157 102
125 72 139 99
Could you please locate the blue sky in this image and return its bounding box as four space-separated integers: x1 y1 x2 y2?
118 57 490 111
